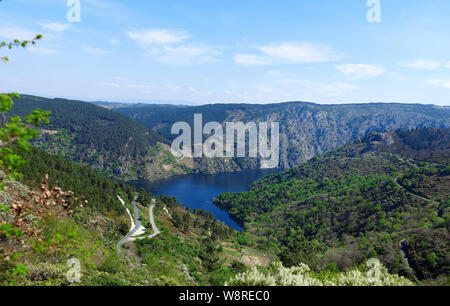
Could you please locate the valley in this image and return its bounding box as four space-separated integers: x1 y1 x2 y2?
2 0 450 291
8 95 449 183
131 168 279 230
0 94 448 286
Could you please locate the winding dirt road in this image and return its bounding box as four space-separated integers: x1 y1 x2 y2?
395 177 430 202
117 195 159 256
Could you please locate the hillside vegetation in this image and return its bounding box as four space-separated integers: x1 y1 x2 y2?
10 96 449 180
0 146 272 286
8 95 192 181
215 128 449 284
1 143 415 286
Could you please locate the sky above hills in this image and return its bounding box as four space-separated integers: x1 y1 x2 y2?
1 0 450 105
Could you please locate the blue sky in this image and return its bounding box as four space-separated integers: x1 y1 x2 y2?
1 0 450 105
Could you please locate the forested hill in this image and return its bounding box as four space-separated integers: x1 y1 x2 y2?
12 95 168 150
1 145 253 286
214 128 449 284
8 95 191 180
2 144 413 286
113 102 450 172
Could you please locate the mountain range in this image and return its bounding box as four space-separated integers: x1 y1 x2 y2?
114 101 449 171
10 95 450 181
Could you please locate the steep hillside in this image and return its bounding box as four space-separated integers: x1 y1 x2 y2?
0 146 271 286
214 128 449 284
115 102 450 172
8 95 192 181
0 146 414 286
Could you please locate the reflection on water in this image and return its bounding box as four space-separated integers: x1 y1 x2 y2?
130 169 279 231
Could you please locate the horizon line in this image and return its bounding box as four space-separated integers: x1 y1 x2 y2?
15 93 450 108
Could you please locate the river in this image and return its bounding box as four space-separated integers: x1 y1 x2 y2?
129 169 279 231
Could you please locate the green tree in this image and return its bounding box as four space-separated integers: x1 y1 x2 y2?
183 212 191 233
279 234 317 268
199 238 221 272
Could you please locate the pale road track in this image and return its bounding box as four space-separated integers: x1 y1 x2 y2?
117 195 159 256
147 199 160 239
394 176 427 281
394 177 431 202
117 195 135 229
399 240 420 281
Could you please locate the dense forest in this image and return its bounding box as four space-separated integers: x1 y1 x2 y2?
17 146 134 214
7 95 191 181
214 128 449 284
11 95 167 155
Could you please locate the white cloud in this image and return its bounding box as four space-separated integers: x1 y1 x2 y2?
446 61 450 69
427 79 450 89
110 39 120 45
98 82 121 88
266 70 284 77
259 42 339 63
397 59 441 70
235 42 340 66
279 79 359 96
253 85 294 99
256 85 277 93
0 26 61 55
223 90 250 101
98 80 155 90
39 22 71 33
27 45 61 55
126 29 189 45
336 64 386 79
155 45 222 66
234 54 268 66
126 84 155 89
83 46 109 56
127 28 220 66
83 0 114 9
0 27 37 40
166 85 183 92
9 78 24 83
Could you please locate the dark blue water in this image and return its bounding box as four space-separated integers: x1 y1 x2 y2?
130 169 278 230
